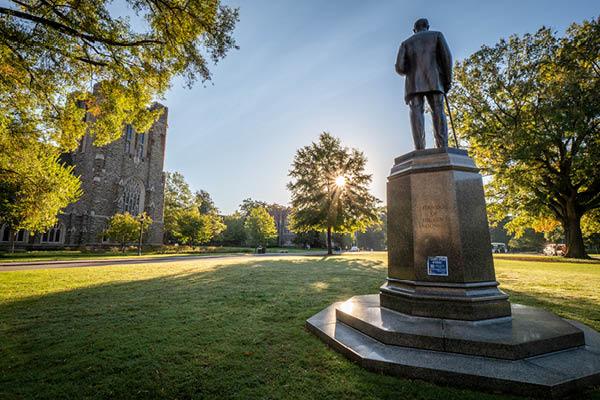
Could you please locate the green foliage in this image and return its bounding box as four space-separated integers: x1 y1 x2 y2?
164 171 194 243
291 230 325 249
0 0 238 236
104 212 141 250
172 208 225 246
163 171 222 245
0 130 81 236
239 198 268 217
218 212 247 246
243 207 277 247
287 132 380 253
451 18 600 258
195 190 218 215
356 208 387 250
582 209 600 238
582 209 600 253
507 229 545 252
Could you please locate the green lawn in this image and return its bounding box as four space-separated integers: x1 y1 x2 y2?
0 253 598 399
0 247 321 263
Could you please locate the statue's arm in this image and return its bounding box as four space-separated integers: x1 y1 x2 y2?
395 42 407 75
437 33 453 92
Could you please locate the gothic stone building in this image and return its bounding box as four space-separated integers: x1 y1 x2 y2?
0 104 168 248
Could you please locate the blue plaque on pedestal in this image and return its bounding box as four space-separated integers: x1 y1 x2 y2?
427 256 448 276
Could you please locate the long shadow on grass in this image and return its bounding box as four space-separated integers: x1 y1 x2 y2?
0 257 519 400
504 288 600 331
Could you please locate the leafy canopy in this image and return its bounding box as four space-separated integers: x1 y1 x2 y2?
104 212 151 247
451 18 600 257
243 206 277 247
173 208 225 246
0 131 81 233
287 132 380 234
0 0 238 234
163 171 223 244
1 0 238 151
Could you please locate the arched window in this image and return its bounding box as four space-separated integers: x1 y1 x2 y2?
0 225 28 242
122 180 144 215
42 222 64 244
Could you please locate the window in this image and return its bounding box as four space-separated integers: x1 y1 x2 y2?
125 124 134 153
122 180 144 215
0 225 27 242
0 225 9 242
136 133 145 158
42 223 64 244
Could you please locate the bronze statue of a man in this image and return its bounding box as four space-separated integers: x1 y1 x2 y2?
395 18 452 149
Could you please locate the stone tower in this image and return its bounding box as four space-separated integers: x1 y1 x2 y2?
58 104 168 246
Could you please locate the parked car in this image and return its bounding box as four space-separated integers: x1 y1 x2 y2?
491 242 508 253
543 243 566 256
350 246 359 252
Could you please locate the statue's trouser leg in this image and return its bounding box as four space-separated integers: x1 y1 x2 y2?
408 95 426 150
427 92 448 148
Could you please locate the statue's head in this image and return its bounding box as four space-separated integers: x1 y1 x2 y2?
413 18 430 33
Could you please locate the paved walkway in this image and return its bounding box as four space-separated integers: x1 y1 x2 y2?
0 252 327 272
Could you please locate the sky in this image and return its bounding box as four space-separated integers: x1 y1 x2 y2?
160 0 598 214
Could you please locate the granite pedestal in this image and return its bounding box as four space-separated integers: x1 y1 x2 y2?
306 149 600 397
382 148 510 320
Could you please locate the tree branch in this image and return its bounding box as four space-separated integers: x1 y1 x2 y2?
0 6 164 47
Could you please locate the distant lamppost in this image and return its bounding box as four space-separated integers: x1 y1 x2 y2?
136 212 152 256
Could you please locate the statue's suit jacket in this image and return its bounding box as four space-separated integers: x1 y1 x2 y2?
395 30 452 103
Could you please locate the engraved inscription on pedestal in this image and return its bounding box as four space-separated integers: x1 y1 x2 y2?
415 203 446 230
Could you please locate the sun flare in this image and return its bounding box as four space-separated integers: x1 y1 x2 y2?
335 176 346 187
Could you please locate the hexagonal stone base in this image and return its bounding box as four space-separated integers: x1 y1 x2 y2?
337 295 584 360
306 295 600 398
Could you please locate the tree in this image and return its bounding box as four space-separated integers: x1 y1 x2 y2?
0 132 81 252
287 132 380 255
239 198 268 217
1 0 238 238
104 212 140 252
218 212 247 246
173 208 225 246
195 190 218 215
451 18 600 258
582 209 600 253
292 230 325 249
163 172 222 245
356 208 387 250
163 171 194 243
244 206 277 247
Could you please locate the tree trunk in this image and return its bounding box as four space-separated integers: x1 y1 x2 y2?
326 226 333 255
138 225 143 256
9 229 15 254
563 212 588 259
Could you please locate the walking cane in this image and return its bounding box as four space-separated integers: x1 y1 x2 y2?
444 93 460 149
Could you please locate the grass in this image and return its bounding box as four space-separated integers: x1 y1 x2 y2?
494 253 600 264
0 253 598 399
0 247 321 263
